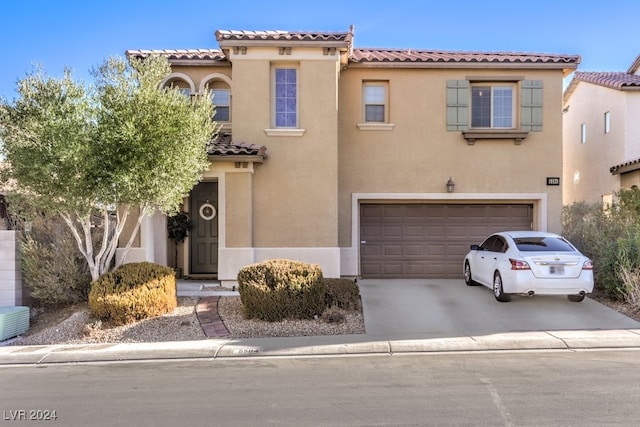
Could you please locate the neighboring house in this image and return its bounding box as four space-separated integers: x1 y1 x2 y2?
121 27 579 284
563 55 640 206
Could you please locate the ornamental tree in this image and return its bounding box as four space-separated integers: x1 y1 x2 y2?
0 55 217 281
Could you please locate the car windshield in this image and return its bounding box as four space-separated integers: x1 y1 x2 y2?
513 236 576 252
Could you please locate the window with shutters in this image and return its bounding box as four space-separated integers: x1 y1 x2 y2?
471 84 514 128
447 79 542 144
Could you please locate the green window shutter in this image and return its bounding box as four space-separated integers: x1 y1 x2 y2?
446 80 469 131
521 80 543 131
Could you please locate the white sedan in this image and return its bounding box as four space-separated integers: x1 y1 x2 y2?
463 231 594 302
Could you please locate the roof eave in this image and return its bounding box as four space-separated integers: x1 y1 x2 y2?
347 61 578 72
208 154 265 164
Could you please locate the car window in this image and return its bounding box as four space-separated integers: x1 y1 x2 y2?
514 236 576 252
494 236 508 253
480 236 499 252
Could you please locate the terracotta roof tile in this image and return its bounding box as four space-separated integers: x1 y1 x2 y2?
126 49 226 61
208 135 266 158
573 71 640 90
215 29 352 43
610 158 640 174
350 48 580 65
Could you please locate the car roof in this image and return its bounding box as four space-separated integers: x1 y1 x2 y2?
498 231 562 239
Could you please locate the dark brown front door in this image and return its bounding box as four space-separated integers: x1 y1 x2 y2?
190 182 218 274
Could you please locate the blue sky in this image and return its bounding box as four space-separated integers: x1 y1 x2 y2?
1 0 637 101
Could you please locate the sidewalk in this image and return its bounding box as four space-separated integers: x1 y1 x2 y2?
2 329 640 365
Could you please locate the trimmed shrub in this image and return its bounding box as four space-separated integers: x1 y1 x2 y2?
237 259 325 322
88 262 177 325
324 278 360 311
20 217 92 307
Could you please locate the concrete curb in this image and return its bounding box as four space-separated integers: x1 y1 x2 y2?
1 329 640 365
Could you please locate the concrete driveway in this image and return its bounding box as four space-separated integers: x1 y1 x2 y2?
359 279 640 339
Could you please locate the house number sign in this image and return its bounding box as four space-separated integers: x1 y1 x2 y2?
546 177 560 186
199 203 217 221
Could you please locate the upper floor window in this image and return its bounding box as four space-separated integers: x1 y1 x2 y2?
363 82 388 123
274 68 297 128
471 84 514 129
212 88 230 122
604 111 611 134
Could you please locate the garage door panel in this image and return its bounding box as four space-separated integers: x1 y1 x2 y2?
405 225 424 237
384 245 402 256
405 244 425 256
383 226 402 238
361 203 532 278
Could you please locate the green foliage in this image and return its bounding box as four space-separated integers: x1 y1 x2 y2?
20 216 92 307
167 211 192 244
88 262 177 325
324 278 361 311
237 259 325 322
563 190 640 301
0 54 217 281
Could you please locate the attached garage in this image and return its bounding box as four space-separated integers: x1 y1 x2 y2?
360 204 533 278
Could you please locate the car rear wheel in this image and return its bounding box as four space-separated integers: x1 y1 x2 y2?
464 261 478 286
567 294 585 302
493 272 511 302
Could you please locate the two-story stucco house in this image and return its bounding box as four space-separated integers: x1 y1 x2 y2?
121 27 579 285
563 55 640 205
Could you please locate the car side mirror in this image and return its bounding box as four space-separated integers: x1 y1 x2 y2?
470 244 480 251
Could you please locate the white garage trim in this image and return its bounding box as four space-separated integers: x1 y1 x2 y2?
340 193 548 277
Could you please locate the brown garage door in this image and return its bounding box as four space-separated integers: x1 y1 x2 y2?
360 204 533 278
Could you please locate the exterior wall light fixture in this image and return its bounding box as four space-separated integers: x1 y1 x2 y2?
446 177 455 193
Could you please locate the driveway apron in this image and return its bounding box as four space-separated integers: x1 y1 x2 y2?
358 279 640 339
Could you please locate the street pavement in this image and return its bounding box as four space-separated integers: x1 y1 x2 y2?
1 279 640 364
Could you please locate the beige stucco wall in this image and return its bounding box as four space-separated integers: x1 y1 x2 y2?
338 67 566 244
230 48 340 248
563 82 625 204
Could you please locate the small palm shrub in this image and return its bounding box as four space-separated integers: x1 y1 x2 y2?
88 262 177 325
237 259 325 322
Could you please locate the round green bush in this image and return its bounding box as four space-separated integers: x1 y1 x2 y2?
88 262 177 325
237 259 325 322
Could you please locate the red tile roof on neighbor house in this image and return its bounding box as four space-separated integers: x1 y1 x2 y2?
572 71 640 90
610 158 640 175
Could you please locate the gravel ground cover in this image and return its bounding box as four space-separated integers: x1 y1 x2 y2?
6 296 365 346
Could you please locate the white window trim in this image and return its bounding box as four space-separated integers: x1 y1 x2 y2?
264 128 306 137
356 123 395 131
604 111 611 134
581 123 587 143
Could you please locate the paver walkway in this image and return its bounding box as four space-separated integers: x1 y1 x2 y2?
195 296 230 337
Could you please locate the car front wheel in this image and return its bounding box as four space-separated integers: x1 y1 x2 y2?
464 261 478 286
493 271 511 302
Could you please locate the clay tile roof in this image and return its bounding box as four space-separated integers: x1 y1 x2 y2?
215 29 352 43
208 135 267 158
610 158 640 175
125 49 226 61
350 48 580 65
573 71 640 91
